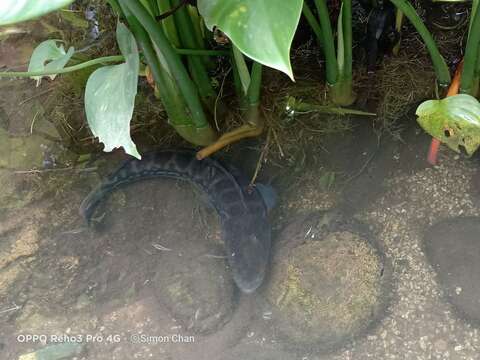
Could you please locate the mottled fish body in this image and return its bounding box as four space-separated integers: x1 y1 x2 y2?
80 149 271 293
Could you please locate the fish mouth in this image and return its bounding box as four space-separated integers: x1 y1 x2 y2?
232 271 265 294
224 222 271 293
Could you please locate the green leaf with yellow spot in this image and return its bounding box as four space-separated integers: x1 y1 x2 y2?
198 0 303 80
416 94 480 156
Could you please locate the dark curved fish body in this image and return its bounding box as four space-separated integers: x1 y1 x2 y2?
80 149 271 293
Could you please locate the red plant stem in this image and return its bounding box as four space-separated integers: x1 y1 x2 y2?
427 138 441 165
427 60 464 165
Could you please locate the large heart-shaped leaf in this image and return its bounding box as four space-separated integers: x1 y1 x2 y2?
416 94 480 155
0 0 74 25
28 40 74 86
198 0 303 80
85 23 140 159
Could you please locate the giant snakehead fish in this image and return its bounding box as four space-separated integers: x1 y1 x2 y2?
80 149 272 293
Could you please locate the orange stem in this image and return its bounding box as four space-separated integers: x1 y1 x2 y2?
196 124 263 160
427 60 463 165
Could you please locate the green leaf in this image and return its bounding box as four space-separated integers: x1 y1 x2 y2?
85 23 141 159
0 0 75 26
198 0 303 80
28 40 74 86
416 94 480 156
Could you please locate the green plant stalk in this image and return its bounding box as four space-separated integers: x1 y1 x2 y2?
461 4 480 94
467 0 480 96
146 0 159 16
171 0 216 110
175 48 228 56
245 61 263 126
121 0 211 130
0 48 225 76
0 56 124 78
342 0 352 81
156 0 181 47
469 0 479 34
330 78 355 105
120 3 216 145
246 62 262 107
0 48 227 79
313 0 338 85
232 45 251 96
389 0 451 86
330 3 355 106
231 50 245 102
302 2 323 48
139 0 155 16
392 9 404 55
106 0 122 14
474 46 480 97
187 4 214 70
337 4 345 75
471 0 480 96
120 7 185 119
187 5 206 50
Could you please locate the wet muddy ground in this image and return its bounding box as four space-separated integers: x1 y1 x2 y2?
2 8 480 359
2 112 480 359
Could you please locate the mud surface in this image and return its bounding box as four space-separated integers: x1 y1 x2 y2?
2 13 480 359
424 217 480 325
2 116 480 360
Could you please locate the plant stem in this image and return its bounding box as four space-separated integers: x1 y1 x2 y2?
427 60 463 165
469 0 479 34
331 2 355 106
187 4 214 70
156 0 181 47
120 1 216 144
302 2 323 48
139 0 155 16
197 62 264 160
175 48 228 56
106 0 122 14
313 0 338 85
389 0 450 87
124 3 216 146
0 56 124 78
231 49 245 101
232 45 251 96
187 5 206 50
337 4 345 75
247 62 262 108
461 2 480 94
171 0 216 109
121 0 210 129
146 0 159 16
246 62 263 126
392 9 404 55
342 0 352 81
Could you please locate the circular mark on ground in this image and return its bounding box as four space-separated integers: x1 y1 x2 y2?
262 211 390 351
152 250 236 335
86 179 238 336
424 216 480 324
